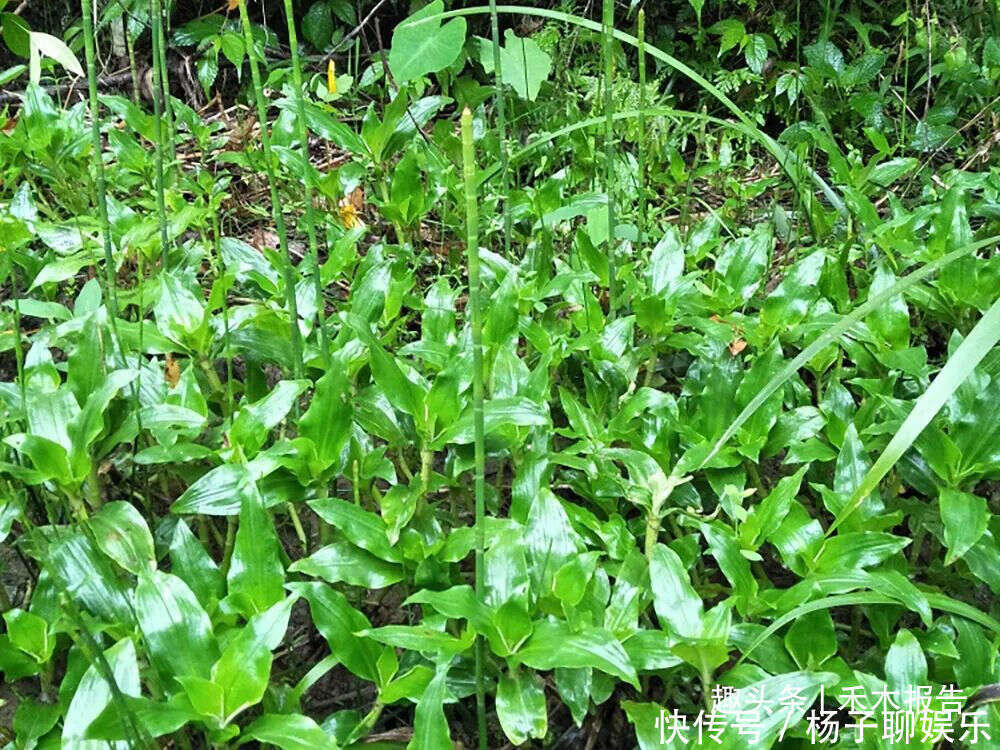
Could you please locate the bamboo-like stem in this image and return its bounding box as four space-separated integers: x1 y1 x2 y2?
602 0 617 318
488 0 511 258
636 9 646 247
152 0 177 167
237 0 305 379
149 0 170 267
281 0 329 360
80 0 122 319
461 107 488 750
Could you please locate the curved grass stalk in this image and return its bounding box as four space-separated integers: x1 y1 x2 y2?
481 107 832 210
823 293 1000 537
602 0 617 317
461 107 488 750
737 591 1000 664
281 0 329 360
403 5 846 219
237 0 304 379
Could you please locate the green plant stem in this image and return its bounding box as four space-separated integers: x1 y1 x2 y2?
487 0 511 257
237 0 305 380
602 0 617 318
637 9 646 246
152 0 177 166
80 0 122 319
149 0 170 267
461 107 488 750
281 0 329 360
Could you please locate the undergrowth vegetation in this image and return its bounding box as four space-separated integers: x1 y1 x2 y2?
0 0 999 747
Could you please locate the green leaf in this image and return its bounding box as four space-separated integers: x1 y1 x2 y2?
480 29 552 101
885 629 927 699
29 31 83 84
360 625 473 656
290 541 404 588
308 496 401 562
744 34 768 74
939 488 989 565
213 596 296 725
648 543 703 639
829 293 1000 534
62 638 140 745
407 660 452 750
240 713 334 750
784 609 837 668
517 621 639 688
389 0 467 83
88 501 155 575
496 669 547 744
134 570 220 685
227 481 285 617
301 1 334 50
761 249 825 329
812 532 909 573
288 582 382 683
299 359 353 472
13 698 60 749
3 608 51 663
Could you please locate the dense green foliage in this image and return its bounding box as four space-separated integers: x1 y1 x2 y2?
1 0 1000 747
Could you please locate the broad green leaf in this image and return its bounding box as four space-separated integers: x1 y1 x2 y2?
29 31 83 84
389 0 467 83
784 609 837 668
134 570 219 685
299 364 353 471
240 713 334 750
289 541 404 588
648 543 703 639
63 638 140 745
167 518 225 604
517 621 639 688
214 596 296 724
288 582 381 683
939 488 989 565
308 496 401 562
227 481 284 616
407 660 452 750
480 29 552 101
496 669 547 744
761 250 825 328
89 501 155 575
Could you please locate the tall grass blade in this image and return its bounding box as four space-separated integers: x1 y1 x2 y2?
825 293 1000 536
282 0 329 359
697 235 1000 474
461 107 488 750
237 0 305 379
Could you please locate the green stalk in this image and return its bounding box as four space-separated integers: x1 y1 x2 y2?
602 0 617 318
487 0 511 257
461 107 487 750
149 0 170 267
636 9 646 247
237 0 305 379
80 0 122 319
152 0 177 166
281 0 329 360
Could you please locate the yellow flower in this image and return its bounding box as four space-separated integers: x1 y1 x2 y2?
327 60 337 95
